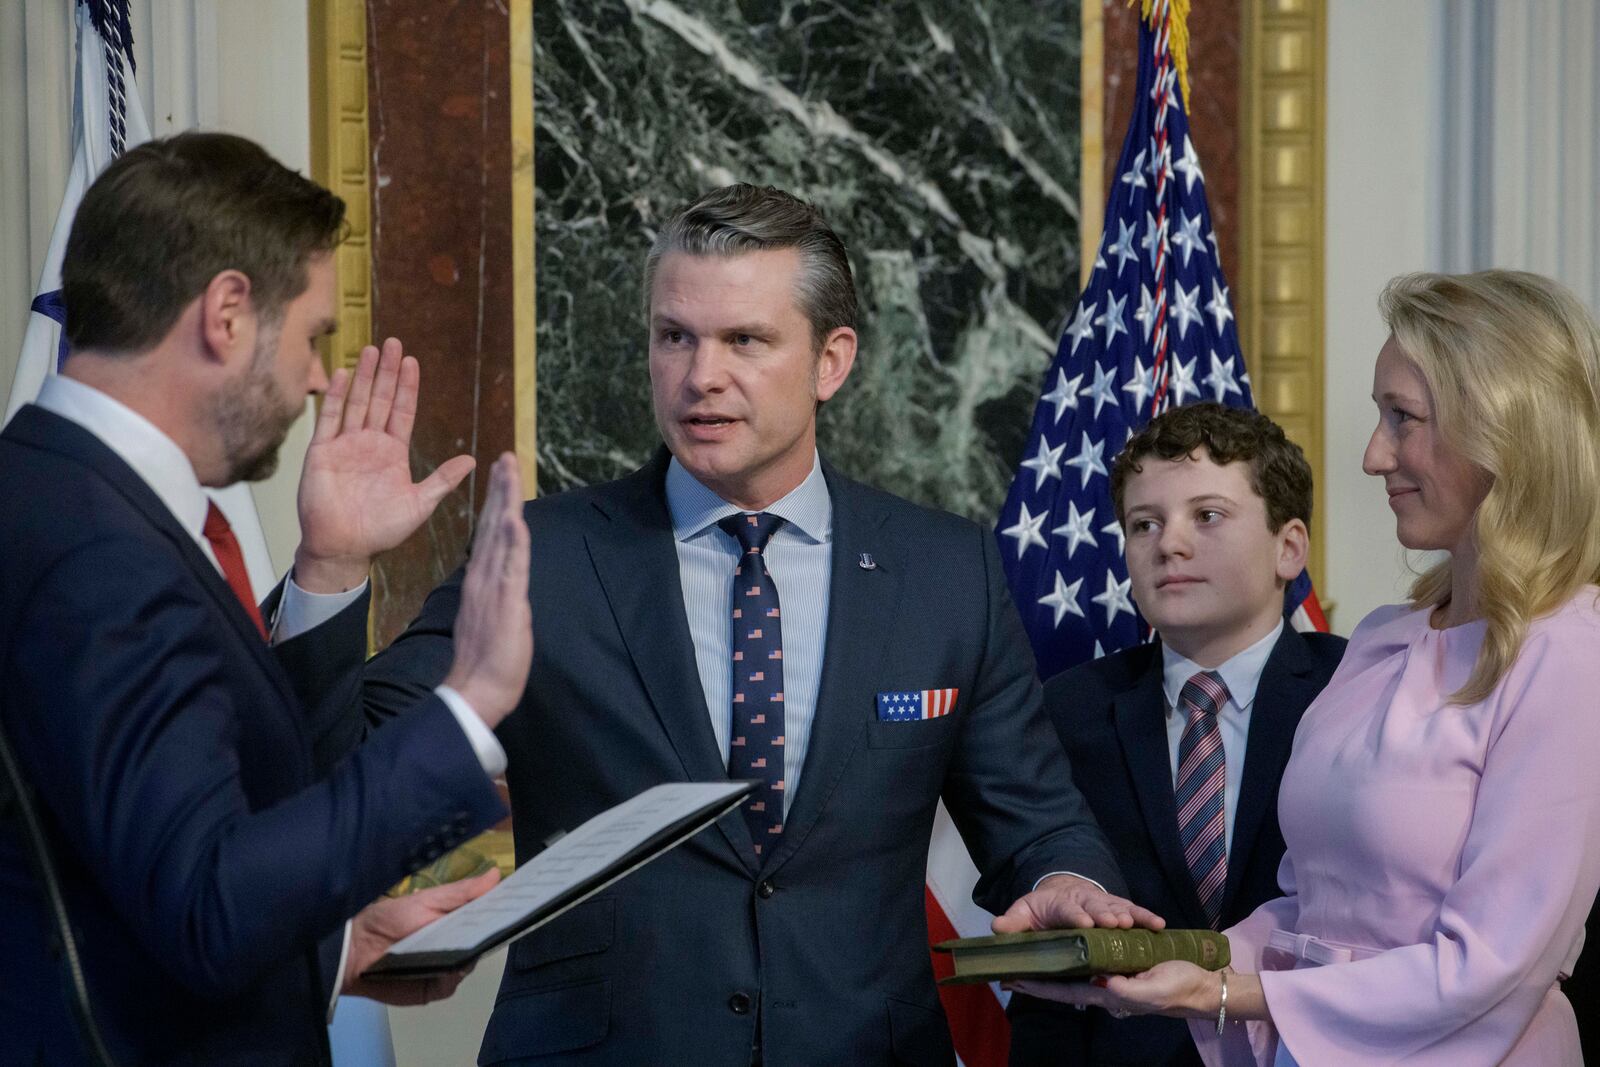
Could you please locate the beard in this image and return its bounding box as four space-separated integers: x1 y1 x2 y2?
212 319 302 483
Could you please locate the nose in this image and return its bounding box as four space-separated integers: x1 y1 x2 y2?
1156 519 1192 559
684 342 731 396
307 355 330 396
1362 422 1394 477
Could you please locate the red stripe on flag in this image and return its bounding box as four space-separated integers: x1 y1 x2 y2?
926 886 1010 1067
1299 589 1330 632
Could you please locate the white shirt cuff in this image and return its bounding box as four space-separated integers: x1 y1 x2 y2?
1032 871 1109 894
328 920 353 1022
435 685 508 778
275 573 368 643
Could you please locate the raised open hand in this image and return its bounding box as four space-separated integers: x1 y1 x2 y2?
443 453 532 728
293 338 476 592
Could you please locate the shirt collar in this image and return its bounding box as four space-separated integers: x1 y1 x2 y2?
1161 618 1284 714
665 451 832 545
35 374 211 544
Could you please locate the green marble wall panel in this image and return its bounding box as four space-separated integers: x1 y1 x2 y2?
536 0 1081 521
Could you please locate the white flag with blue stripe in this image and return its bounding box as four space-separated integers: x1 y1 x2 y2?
5 0 274 599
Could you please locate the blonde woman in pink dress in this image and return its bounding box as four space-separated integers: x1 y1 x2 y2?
1012 269 1600 1065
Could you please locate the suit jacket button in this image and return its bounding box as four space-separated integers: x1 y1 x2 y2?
728 992 752 1015
756 880 775 899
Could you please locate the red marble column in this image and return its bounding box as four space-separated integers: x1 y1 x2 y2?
365 0 516 646
1104 0 1242 302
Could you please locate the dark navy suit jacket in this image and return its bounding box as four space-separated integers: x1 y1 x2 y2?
0 405 504 1066
354 450 1125 1066
1008 625 1346 1067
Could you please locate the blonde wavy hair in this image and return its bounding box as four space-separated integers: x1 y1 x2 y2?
1379 270 1600 704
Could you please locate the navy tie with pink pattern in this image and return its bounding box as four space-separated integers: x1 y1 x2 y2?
719 512 788 859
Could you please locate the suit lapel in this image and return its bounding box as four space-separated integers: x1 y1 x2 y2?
763 466 901 876
582 453 758 873
1225 626 1312 907
1113 651 1209 927
7 406 300 715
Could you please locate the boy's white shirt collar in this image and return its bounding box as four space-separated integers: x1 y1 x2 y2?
1160 618 1285 712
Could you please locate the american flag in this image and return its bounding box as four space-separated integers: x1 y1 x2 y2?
878 688 959 721
928 6 1322 1065
996 3 1322 681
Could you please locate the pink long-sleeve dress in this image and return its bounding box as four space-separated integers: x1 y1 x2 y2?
1191 589 1600 1065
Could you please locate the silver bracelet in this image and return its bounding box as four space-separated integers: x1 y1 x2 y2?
1215 970 1229 1035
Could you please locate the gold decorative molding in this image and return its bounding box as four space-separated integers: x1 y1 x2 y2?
307 0 372 372
1240 0 1327 596
511 0 537 494
1080 0 1105 289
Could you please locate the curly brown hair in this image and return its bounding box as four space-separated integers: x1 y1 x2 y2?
1109 402 1312 532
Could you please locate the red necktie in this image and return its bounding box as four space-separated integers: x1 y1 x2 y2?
203 501 268 640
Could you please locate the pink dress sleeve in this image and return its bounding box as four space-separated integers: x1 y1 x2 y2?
1187 851 1301 1066
1255 609 1600 1064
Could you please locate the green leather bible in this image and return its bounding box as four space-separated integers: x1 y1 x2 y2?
933 928 1230 985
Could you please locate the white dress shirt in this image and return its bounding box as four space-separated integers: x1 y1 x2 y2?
1161 619 1283 857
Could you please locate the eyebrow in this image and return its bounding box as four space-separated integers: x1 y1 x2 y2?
1371 390 1424 404
1124 493 1238 516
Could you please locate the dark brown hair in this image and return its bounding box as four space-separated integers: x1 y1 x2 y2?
1110 402 1313 532
62 131 346 353
643 183 857 352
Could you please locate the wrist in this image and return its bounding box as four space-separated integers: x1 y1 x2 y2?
292 548 371 594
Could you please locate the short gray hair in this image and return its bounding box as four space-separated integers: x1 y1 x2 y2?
643 184 858 351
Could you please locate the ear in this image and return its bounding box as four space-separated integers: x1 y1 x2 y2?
1273 517 1310 583
813 325 858 403
198 269 255 366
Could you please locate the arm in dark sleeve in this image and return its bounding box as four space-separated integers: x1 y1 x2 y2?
267 581 374 774
4 539 503 1000
941 526 1126 912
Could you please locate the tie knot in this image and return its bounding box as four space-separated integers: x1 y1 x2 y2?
1180 670 1229 717
203 500 231 540
718 512 784 554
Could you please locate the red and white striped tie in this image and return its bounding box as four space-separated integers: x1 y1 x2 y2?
1176 670 1229 927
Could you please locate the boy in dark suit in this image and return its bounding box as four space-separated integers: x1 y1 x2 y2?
1008 402 1347 1066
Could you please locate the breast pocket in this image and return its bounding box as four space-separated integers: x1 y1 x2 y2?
866 712 961 750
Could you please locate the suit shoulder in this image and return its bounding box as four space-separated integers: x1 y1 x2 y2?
1296 629 1349 676
1042 644 1158 711
832 472 982 544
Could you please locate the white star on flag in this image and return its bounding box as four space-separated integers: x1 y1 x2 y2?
1100 517 1126 555
1091 571 1136 625
1120 149 1148 190
1172 210 1206 268
1108 218 1139 276
1168 353 1200 406
1063 432 1108 488
1203 351 1243 403
1019 436 1066 490
1174 135 1205 193
1063 303 1096 355
1040 369 1083 423
1078 363 1119 419
1134 283 1158 342
1123 355 1156 411
1038 571 1086 628
1205 279 1234 332
1096 291 1128 347
1051 501 1098 559
1001 502 1049 559
1170 281 1202 339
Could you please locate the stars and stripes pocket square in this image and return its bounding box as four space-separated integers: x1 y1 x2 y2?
876 688 959 721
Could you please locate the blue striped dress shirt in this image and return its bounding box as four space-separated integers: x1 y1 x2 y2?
666 453 832 817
